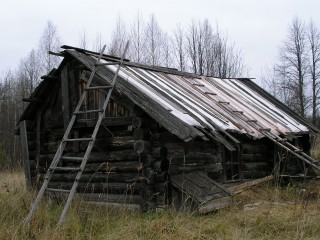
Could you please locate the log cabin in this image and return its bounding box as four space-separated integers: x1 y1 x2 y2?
17 45 320 213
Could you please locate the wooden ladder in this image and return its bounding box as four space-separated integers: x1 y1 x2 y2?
24 42 129 225
215 99 320 171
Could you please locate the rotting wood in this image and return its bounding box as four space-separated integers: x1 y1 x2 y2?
76 116 133 128
20 121 32 188
78 193 141 205
61 64 70 130
228 175 273 194
134 140 151 154
198 196 232 214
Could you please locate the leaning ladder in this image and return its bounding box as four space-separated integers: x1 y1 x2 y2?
25 42 129 225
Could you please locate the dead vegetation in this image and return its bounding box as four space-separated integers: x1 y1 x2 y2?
1 171 320 239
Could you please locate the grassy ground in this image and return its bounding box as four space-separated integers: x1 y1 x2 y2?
1 171 320 239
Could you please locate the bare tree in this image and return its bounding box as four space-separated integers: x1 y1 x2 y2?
307 19 320 125
38 20 61 74
128 12 145 62
92 33 103 52
108 16 128 56
172 24 187 71
78 27 89 50
144 14 163 66
276 17 310 117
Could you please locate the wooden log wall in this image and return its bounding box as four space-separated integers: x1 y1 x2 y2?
242 140 273 179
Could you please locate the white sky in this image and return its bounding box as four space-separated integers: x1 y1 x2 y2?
1 0 320 80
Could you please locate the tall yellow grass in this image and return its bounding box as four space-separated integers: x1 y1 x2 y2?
1 171 320 239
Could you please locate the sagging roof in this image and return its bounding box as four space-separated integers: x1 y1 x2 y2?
18 46 319 149
64 48 317 144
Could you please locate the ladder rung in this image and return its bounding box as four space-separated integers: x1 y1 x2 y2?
246 119 257 123
63 138 93 142
49 167 81 172
46 188 71 193
233 110 243 114
74 109 104 115
205 92 217 95
259 128 271 132
95 62 120 66
85 86 112 90
60 156 83 161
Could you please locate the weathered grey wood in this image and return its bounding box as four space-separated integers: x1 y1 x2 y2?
198 196 232 214
132 117 149 128
78 193 141 204
133 128 151 141
35 110 41 174
228 175 273 194
19 121 32 188
67 50 205 141
49 172 142 183
134 140 151 154
169 163 222 175
61 64 70 130
47 181 140 194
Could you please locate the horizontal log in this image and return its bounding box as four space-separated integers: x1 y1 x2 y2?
242 144 269 154
243 162 270 171
169 163 222 175
132 117 149 128
47 181 140 194
76 116 133 128
243 170 269 179
64 161 142 173
49 172 142 183
242 154 270 162
133 128 151 141
78 193 141 204
40 151 139 167
169 152 222 164
134 140 151 154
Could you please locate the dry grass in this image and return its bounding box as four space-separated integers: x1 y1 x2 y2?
311 136 320 160
1 171 320 239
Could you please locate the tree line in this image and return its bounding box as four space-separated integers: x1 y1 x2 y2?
0 15 247 170
263 16 320 127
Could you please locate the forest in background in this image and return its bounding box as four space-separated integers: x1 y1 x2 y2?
0 14 319 170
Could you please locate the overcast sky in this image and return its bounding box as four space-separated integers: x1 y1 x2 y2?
1 0 320 81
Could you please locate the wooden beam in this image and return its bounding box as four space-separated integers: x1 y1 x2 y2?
61 64 70 130
49 51 64 57
35 110 41 176
228 175 274 194
19 121 32 188
75 116 133 128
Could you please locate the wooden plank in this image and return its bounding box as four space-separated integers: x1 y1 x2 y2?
198 196 232 214
75 116 133 128
35 110 41 173
228 175 273 194
19 121 32 188
78 193 141 204
61 64 70 130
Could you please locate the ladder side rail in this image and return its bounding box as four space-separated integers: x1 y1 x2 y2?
25 45 107 225
24 139 66 223
61 45 107 141
57 42 129 225
263 132 320 171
